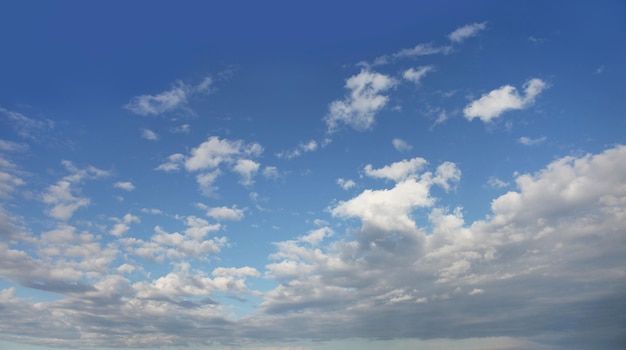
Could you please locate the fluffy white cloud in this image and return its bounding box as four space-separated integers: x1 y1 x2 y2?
141 128 159 141
185 136 262 171
392 138 413 152
364 157 428 182
42 162 110 220
326 70 397 132
113 181 135 191
206 206 245 221
464 78 547 122
124 76 213 116
234 159 260 186
403 66 434 84
257 146 625 347
448 22 487 43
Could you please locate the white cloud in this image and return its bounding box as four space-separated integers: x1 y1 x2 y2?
155 153 185 172
42 162 110 220
141 128 159 141
185 136 262 171
113 181 135 191
263 166 280 179
518 136 547 145
392 43 451 59
448 22 487 43
125 82 188 116
392 138 412 152
276 140 318 159
326 70 397 133
233 159 260 186
196 170 221 196
486 176 509 189
364 157 428 182
337 178 356 190
124 76 214 116
403 66 434 84
171 124 191 133
0 106 54 140
464 78 547 122
206 206 245 221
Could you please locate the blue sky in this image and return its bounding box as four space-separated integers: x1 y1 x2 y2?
1 1 625 349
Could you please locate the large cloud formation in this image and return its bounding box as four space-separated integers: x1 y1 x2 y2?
0 146 625 349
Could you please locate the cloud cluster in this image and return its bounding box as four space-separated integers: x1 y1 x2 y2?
255 146 626 346
156 136 268 195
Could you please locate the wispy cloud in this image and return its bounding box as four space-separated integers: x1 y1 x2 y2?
124 76 213 116
392 138 413 152
518 136 547 145
141 128 159 141
403 66 434 85
448 22 487 43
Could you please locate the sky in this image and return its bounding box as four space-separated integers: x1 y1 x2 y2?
0 1 625 349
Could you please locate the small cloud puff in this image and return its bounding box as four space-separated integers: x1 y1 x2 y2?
464 78 547 122
113 181 135 191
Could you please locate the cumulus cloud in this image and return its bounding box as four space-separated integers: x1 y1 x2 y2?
337 178 356 190
156 136 264 195
124 76 214 116
448 22 487 43
364 157 428 182
141 128 159 141
464 78 547 122
185 136 262 172
113 181 135 191
392 138 413 152
326 70 397 133
42 161 110 220
206 206 245 221
257 146 626 347
403 66 434 84
234 159 261 186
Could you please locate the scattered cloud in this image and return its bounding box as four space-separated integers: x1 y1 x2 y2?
0 106 54 140
41 161 110 220
448 22 487 43
364 157 428 182
518 136 547 146
124 76 213 116
276 140 318 159
206 206 245 221
464 78 547 122
113 181 135 191
486 176 509 189
171 124 191 133
336 178 356 190
326 70 397 133
392 138 413 152
141 128 159 141
403 66 434 84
